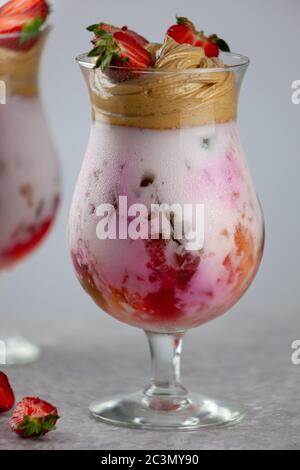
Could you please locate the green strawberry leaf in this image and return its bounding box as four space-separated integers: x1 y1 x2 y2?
42 414 59 432
215 38 231 52
96 29 112 40
176 16 196 32
99 51 113 71
18 414 59 438
87 23 101 33
88 46 102 57
88 31 122 70
20 16 44 45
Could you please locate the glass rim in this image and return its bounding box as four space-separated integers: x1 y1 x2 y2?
76 51 250 74
0 22 50 39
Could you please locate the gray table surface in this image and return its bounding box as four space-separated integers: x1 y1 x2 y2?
0 306 299 451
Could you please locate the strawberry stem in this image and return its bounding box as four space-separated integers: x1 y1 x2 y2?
87 28 123 71
176 15 196 32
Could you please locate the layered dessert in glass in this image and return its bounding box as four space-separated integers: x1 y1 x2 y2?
0 0 60 362
69 17 265 428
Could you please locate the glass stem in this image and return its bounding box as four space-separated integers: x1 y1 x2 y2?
144 331 188 398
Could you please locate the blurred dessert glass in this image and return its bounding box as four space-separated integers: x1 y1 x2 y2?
0 24 60 364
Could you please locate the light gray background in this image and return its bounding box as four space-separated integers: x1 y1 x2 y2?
0 0 299 450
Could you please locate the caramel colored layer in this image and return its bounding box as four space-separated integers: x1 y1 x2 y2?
89 68 237 129
0 31 47 97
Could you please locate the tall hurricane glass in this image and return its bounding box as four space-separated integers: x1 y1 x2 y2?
0 26 60 364
68 52 264 429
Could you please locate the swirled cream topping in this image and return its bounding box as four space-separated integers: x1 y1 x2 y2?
89 36 238 129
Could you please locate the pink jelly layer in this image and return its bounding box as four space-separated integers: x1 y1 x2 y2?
71 223 263 331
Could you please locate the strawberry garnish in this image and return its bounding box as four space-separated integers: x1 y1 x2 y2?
113 31 152 68
88 22 119 37
208 34 231 53
176 16 197 32
88 22 149 48
166 23 196 46
10 397 59 438
0 0 50 50
87 26 153 71
194 39 204 47
121 26 149 46
0 14 44 50
202 40 220 58
166 15 230 58
0 0 49 21
0 372 15 412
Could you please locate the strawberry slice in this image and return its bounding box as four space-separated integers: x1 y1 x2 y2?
88 28 153 72
0 0 49 21
0 14 44 50
0 372 15 413
88 22 149 49
121 25 149 46
10 397 59 438
166 23 196 45
113 31 152 67
202 41 220 58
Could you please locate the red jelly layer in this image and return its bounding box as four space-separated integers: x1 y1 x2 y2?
0 196 60 269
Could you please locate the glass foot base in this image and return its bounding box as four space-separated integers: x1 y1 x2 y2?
89 391 246 430
0 337 41 365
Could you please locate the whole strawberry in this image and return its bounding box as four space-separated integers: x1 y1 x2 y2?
87 23 153 71
10 397 59 438
0 0 50 21
0 0 50 51
0 372 15 413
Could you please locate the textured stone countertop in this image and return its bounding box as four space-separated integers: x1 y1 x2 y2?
0 307 299 450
